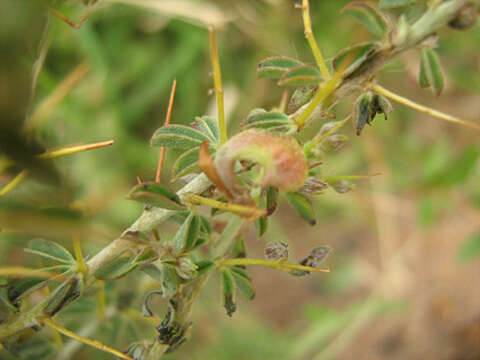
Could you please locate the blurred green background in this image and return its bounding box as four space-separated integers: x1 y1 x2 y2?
1 0 479 359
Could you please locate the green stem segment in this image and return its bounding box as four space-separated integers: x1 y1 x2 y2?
209 26 227 144
221 258 330 274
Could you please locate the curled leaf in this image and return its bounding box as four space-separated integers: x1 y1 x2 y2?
214 129 308 202
192 116 220 144
257 56 304 80
341 2 389 38
43 277 83 317
199 141 233 199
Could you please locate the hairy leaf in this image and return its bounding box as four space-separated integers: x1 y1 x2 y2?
192 116 220 144
95 255 137 280
151 124 210 150
172 147 200 181
242 109 295 133
257 56 304 79
419 48 444 96
170 213 200 254
277 65 322 86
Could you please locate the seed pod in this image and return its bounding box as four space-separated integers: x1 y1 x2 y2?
449 2 477 30
331 180 355 193
323 134 349 153
353 92 393 135
264 241 289 261
291 246 331 277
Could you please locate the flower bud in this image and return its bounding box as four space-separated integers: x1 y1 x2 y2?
264 241 289 261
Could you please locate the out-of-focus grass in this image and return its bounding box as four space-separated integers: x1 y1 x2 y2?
1 1 479 359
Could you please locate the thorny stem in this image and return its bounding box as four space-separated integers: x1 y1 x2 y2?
42 318 134 360
220 258 330 274
209 26 228 145
156 79 177 183
371 84 480 130
301 0 331 79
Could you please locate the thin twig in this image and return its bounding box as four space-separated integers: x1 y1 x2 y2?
38 140 114 160
49 8 89 29
371 84 480 130
300 0 330 79
221 258 330 274
209 26 227 144
0 170 28 197
187 194 266 218
156 79 177 183
42 318 134 360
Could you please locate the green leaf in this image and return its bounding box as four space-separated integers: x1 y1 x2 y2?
288 85 317 113
379 0 417 9
95 255 137 280
150 124 210 150
221 269 236 317
195 260 215 276
230 267 255 300
458 232 480 263
160 264 180 297
243 109 295 132
277 65 322 86
257 56 304 80
419 48 444 96
255 216 268 237
139 264 163 284
232 236 247 259
24 238 74 264
172 147 200 181
333 42 379 78
285 192 316 225
266 186 279 216
170 213 201 254
134 248 158 265
342 2 389 38
127 182 186 211
43 277 83 317
192 116 220 144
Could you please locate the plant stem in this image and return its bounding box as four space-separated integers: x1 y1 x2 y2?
294 72 342 129
371 84 480 130
187 194 266 218
301 0 330 79
220 258 330 274
209 26 227 145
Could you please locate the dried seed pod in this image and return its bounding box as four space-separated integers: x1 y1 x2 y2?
331 180 355 194
292 246 331 276
353 92 393 135
264 241 289 261
323 134 349 153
